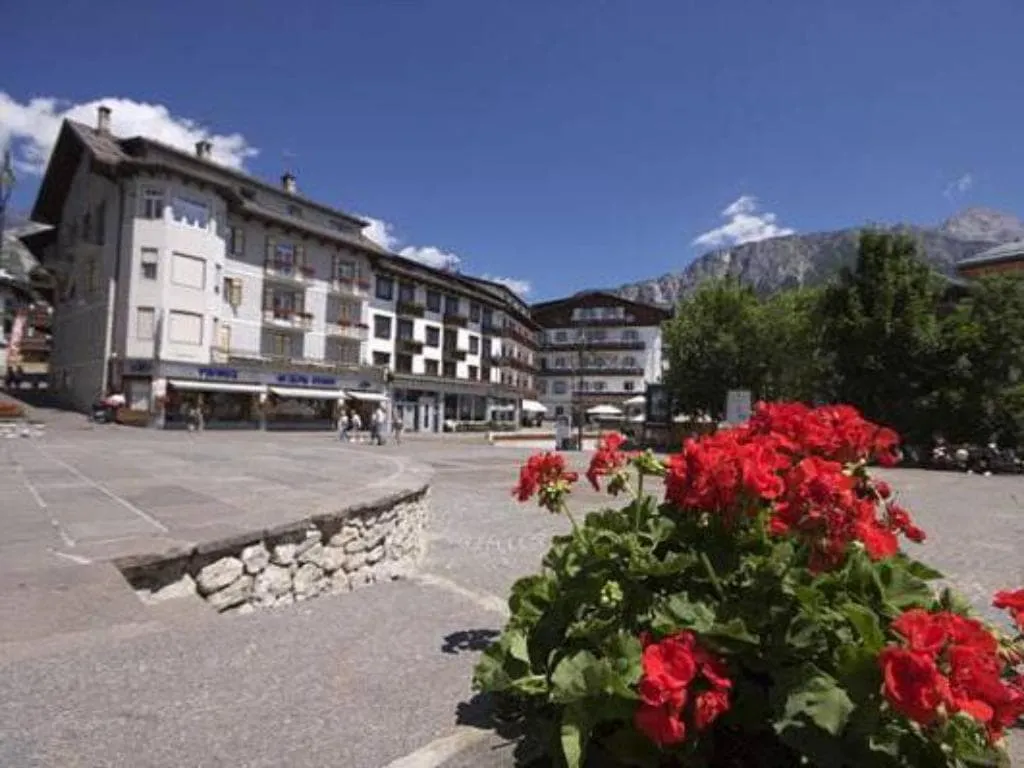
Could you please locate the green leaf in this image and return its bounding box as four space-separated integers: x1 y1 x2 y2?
900 557 943 581
560 705 588 768
839 602 884 651
706 617 759 646
550 650 599 703
874 560 934 610
776 670 855 737
650 593 715 635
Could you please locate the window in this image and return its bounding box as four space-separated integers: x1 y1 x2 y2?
217 323 231 352
135 307 155 340
553 381 567 395
554 330 567 342
444 295 460 315
396 355 413 374
140 248 158 280
335 259 357 280
623 381 636 392
593 381 606 392
170 196 210 229
141 188 164 220
623 356 637 367
469 302 481 322
622 329 639 342
443 361 457 378
425 325 440 347
482 307 493 327
468 365 478 380
554 405 564 417
537 380 548 394
554 356 567 368
228 225 245 256
372 351 392 367
399 282 416 303
376 276 394 301
224 277 243 307
373 314 393 340
425 359 439 376
266 332 292 358
426 290 441 312
468 335 479 354
171 252 206 289
168 310 203 345
397 318 414 341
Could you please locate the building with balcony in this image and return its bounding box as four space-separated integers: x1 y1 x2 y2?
530 291 672 420
21 107 393 427
21 106 539 430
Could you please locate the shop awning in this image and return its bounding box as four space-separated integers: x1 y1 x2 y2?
521 399 547 413
168 379 264 394
269 386 346 400
346 391 388 402
490 404 515 413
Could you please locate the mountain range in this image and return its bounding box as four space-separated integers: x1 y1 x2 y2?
613 208 1024 307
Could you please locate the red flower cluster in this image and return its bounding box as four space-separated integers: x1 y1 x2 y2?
512 452 578 513
663 403 922 570
993 589 1024 632
586 432 633 494
634 631 732 746
879 608 1024 740
746 402 900 466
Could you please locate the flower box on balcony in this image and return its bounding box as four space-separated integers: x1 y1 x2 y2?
397 301 426 318
399 338 424 354
443 313 469 328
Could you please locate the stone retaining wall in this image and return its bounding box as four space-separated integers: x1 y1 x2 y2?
117 486 429 614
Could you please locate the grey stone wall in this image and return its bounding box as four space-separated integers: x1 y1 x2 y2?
118 487 429 614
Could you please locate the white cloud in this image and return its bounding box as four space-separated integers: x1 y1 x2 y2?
692 194 795 249
481 275 532 296
944 172 973 199
0 92 258 175
361 216 400 251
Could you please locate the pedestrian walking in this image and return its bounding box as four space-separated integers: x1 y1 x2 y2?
351 411 363 441
392 408 404 445
338 410 352 442
371 404 386 446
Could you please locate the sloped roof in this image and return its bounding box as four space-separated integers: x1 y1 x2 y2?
957 240 1024 268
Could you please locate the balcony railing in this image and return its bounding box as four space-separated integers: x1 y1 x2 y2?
501 325 538 347
328 276 371 297
398 338 424 354
541 366 645 377
442 346 467 362
325 321 369 341
262 307 313 330
264 260 315 283
396 300 426 318
542 339 646 352
228 352 369 374
443 313 469 328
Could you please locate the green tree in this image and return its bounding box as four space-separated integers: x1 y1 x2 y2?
934 274 1024 445
819 231 942 441
758 287 829 403
663 279 766 420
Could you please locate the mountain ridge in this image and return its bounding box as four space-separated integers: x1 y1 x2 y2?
613 208 1024 306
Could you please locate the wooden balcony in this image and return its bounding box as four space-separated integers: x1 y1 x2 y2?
327 276 371 298
398 338 424 354
442 346 467 362
263 260 315 284
261 307 313 330
396 300 426 318
325 321 369 341
443 313 469 329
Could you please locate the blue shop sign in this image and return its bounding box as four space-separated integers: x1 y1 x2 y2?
197 367 239 381
274 372 338 387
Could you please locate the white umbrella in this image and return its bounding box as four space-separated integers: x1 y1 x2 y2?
673 413 714 424
587 404 623 417
629 413 646 423
622 395 646 407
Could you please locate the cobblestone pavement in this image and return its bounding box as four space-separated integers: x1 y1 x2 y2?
0 412 1019 765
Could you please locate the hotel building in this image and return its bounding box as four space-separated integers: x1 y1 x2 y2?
531 291 671 420
21 107 537 429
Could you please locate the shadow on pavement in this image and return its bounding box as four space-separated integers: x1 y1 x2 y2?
441 628 501 654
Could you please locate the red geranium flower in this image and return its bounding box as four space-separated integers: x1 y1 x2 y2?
586 432 632 494
634 703 686 746
693 689 731 731
512 452 578 513
891 609 948 655
993 588 1024 631
878 646 950 725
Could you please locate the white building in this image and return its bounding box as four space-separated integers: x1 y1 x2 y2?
23 107 537 429
530 291 671 420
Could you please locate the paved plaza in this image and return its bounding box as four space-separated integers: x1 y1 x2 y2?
0 410 1020 766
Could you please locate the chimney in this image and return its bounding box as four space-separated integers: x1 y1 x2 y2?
281 172 296 194
96 105 112 135
195 140 213 160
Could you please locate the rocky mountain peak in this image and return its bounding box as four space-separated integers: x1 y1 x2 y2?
938 207 1024 244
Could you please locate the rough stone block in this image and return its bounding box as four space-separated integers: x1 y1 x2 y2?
297 542 326 568
271 542 298 566
196 557 244 595
254 564 292 601
327 525 360 548
343 537 366 555
328 570 351 594
320 546 347 573
294 529 322 558
293 562 325 599
350 568 375 590
366 545 385 565
343 551 368 573
147 572 198 603
207 574 253 612
241 542 270 574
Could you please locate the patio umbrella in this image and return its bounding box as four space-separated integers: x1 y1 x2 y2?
587 404 624 417
622 395 646 407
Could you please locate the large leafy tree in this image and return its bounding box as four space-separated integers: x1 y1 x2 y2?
820 231 942 441
758 287 829 404
663 280 765 420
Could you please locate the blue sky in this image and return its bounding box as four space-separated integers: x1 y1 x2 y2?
3 0 1024 300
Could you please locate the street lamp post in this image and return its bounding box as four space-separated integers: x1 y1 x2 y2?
574 327 587 450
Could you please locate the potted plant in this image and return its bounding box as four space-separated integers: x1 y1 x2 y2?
475 402 1024 767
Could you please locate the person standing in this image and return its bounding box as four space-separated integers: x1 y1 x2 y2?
351 411 363 442
392 407 404 446
338 410 352 442
371 404 386 446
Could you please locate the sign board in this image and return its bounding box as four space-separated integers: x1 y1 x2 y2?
645 384 671 425
725 389 752 425
554 415 571 449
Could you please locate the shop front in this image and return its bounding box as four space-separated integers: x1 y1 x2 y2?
391 388 439 433
265 385 345 431
164 379 263 430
